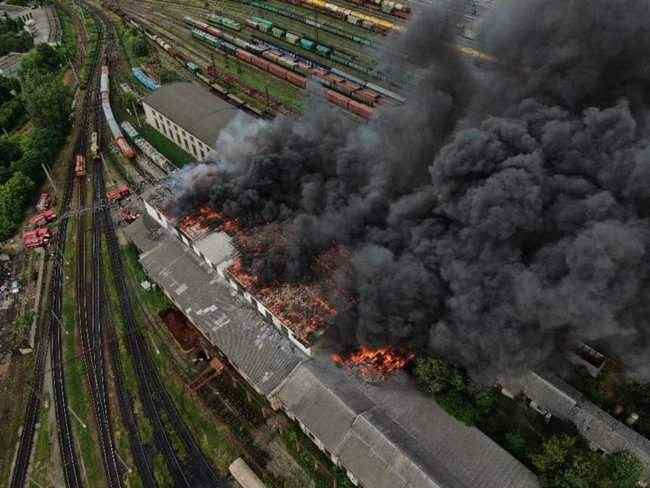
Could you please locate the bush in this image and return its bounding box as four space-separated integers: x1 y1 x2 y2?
0 98 24 132
0 171 35 241
531 435 643 488
414 355 496 425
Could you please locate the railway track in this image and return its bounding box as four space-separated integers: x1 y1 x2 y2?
74 12 126 487
88 4 224 486
9 5 104 487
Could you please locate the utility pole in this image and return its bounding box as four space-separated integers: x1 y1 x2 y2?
41 163 59 195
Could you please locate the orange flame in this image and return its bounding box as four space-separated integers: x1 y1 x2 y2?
331 346 415 383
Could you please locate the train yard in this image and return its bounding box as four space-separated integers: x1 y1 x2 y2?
109 0 494 120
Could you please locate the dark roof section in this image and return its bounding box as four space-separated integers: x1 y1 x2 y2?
274 361 540 488
517 372 650 480
142 82 249 147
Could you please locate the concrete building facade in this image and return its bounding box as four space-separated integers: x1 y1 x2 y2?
141 82 249 162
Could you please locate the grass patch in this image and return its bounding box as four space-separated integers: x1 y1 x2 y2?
12 311 35 345
138 124 194 167
0 353 35 483
123 244 172 315
31 397 53 486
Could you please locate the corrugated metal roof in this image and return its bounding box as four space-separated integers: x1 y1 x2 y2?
519 373 650 479
129 219 304 396
141 82 250 147
274 361 540 488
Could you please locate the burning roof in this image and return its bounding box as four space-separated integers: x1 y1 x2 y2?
173 206 350 346
332 346 415 383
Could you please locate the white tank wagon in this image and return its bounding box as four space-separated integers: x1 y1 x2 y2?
228 458 266 488
120 121 176 173
100 64 135 159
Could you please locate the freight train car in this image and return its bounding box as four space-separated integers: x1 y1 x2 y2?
327 90 373 119
246 0 373 47
283 0 399 32
206 14 242 31
29 209 57 227
74 154 86 177
101 64 136 159
23 228 52 249
189 26 307 88
121 121 176 173
132 67 160 91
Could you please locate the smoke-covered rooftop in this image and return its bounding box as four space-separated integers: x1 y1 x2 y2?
170 0 650 381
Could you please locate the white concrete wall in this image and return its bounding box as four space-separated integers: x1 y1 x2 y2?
142 102 213 161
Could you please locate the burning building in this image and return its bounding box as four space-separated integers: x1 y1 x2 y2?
143 184 349 355
131 184 540 488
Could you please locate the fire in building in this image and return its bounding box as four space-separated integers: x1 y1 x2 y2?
126 182 541 488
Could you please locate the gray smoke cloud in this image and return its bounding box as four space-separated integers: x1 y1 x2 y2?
171 0 650 380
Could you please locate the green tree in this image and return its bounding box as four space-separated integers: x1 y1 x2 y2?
20 43 60 76
531 435 577 479
23 74 72 130
0 171 34 241
505 431 527 460
531 436 643 488
0 74 20 104
413 355 494 425
0 138 21 166
131 35 148 57
606 451 644 488
12 127 63 182
0 98 24 132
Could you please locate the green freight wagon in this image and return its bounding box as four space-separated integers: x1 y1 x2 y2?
271 26 285 38
299 38 315 50
252 16 273 33
316 44 332 56
207 14 242 31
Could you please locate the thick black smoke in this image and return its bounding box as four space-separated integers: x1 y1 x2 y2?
172 0 650 380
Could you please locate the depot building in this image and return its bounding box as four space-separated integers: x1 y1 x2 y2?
141 81 249 161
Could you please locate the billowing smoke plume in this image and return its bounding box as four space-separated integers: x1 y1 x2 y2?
172 0 650 380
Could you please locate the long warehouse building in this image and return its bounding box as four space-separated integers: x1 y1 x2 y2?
125 184 540 488
141 81 250 161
